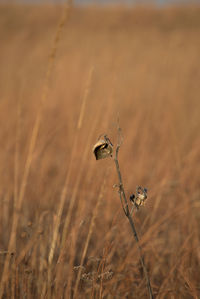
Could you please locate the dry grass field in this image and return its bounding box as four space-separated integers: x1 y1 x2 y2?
0 3 200 298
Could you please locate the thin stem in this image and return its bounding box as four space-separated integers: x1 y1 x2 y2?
114 144 154 299
114 145 128 215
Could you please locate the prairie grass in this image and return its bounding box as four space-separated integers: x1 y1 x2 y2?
0 3 200 298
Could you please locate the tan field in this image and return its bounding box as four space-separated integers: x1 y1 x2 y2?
0 3 200 298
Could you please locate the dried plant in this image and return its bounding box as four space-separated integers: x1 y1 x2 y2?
93 130 154 299
1 4 200 299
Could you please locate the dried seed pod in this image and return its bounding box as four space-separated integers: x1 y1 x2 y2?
130 187 148 209
135 186 147 208
93 136 113 160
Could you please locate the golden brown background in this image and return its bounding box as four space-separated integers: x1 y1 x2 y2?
0 3 200 298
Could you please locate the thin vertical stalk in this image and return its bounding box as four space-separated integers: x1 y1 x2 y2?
113 141 154 299
0 3 73 297
48 66 94 267
73 176 107 298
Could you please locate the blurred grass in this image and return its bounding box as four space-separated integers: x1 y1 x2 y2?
0 3 200 298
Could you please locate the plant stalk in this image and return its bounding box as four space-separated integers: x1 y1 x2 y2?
114 145 154 299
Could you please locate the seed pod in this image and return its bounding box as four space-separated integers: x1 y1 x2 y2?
93 137 113 160
130 187 148 209
135 186 148 208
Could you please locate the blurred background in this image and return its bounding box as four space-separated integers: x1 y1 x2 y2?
0 0 200 298
2 0 200 4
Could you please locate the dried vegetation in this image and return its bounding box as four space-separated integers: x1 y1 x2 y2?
0 3 200 298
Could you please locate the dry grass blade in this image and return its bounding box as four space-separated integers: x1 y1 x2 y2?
48 66 94 266
47 66 94 297
73 175 108 297
0 2 73 298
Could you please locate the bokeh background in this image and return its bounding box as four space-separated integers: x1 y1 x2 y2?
0 0 200 298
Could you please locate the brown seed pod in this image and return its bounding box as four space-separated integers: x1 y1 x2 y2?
135 187 148 208
93 137 113 160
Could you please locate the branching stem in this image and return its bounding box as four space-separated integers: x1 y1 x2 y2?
114 142 154 299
